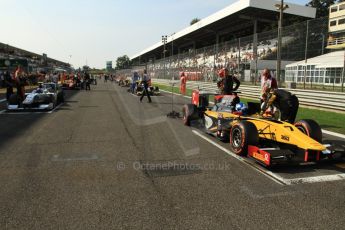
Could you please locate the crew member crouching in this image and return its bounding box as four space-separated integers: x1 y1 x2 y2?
261 88 299 123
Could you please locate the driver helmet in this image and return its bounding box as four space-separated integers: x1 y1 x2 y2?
235 102 248 114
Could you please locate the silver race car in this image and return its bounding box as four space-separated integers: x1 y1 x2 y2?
7 82 64 111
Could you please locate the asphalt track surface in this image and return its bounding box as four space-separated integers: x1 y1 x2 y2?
0 81 344 230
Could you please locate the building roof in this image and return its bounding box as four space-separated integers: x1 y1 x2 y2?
286 51 344 68
130 0 316 61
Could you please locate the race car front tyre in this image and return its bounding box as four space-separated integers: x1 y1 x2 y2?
230 121 259 156
294 119 322 143
182 104 198 126
8 94 20 105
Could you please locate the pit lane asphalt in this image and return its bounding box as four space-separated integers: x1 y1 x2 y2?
0 81 344 230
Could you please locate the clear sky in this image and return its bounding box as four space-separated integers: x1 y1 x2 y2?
0 0 309 69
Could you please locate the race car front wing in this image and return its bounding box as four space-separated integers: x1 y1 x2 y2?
247 144 344 167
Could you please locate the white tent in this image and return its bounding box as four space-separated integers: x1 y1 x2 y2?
285 51 345 86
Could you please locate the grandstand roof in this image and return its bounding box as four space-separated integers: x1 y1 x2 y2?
0 42 70 67
130 0 316 62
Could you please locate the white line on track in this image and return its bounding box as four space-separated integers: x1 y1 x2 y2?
192 130 287 185
0 99 6 103
192 129 345 185
284 174 345 185
322 130 345 139
48 102 64 113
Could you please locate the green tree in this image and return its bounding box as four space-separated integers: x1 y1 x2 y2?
115 55 131 69
190 18 200 25
306 0 336 18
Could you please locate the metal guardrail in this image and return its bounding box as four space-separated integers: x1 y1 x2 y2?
154 79 345 112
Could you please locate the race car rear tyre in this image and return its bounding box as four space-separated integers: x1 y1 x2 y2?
48 95 56 109
182 104 198 126
230 121 259 156
294 119 322 143
57 93 64 104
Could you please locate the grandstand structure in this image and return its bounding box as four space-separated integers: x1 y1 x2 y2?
130 0 317 82
0 42 71 73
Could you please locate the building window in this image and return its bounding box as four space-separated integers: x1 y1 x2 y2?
335 68 342 84
340 4 345 11
331 6 338 13
339 18 345 25
330 20 337 26
320 70 324 76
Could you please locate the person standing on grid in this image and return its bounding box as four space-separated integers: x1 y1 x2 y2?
140 70 152 103
180 72 187 95
260 68 278 103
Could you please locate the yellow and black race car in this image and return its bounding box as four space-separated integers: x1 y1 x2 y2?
182 90 344 167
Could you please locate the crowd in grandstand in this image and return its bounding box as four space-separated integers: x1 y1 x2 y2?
143 35 284 83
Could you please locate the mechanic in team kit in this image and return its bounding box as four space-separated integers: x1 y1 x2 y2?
261 88 299 123
260 68 278 103
180 72 187 95
217 68 240 95
3 71 14 101
85 72 91 90
14 66 26 102
139 70 152 103
131 71 140 94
